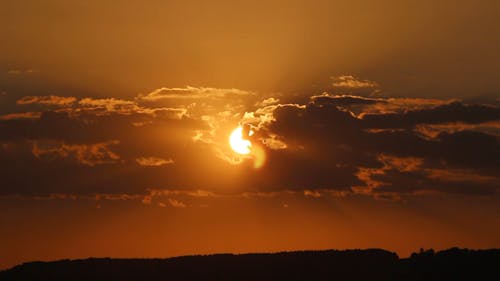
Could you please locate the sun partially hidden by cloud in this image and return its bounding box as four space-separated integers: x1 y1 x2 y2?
229 126 252 155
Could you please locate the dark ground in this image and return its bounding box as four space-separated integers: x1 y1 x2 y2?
1 248 498 280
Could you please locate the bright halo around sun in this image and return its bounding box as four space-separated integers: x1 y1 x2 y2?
229 126 252 155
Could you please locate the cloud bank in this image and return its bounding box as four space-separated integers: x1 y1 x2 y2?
0 84 498 201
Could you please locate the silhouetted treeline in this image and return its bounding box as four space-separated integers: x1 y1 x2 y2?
1 248 498 280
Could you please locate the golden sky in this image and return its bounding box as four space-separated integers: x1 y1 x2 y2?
0 0 499 269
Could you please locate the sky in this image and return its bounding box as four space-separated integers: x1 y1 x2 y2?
1 0 499 269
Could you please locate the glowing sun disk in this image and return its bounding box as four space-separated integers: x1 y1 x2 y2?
229 126 252 154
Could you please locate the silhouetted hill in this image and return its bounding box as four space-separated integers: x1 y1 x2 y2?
1 248 498 281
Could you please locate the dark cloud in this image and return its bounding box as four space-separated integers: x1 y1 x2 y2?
0 89 498 200
354 154 499 198
362 102 500 129
247 95 500 197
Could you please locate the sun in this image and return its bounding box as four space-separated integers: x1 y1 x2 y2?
229 126 252 154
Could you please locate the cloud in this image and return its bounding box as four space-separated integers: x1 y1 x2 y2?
353 154 499 198
0 112 41 120
331 75 378 88
136 156 174 166
14 94 189 120
414 121 500 139
145 189 219 199
0 189 324 209
136 86 265 165
32 140 120 166
304 190 322 198
309 94 456 117
361 102 500 128
256 97 280 107
142 195 152 205
167 198 186 208
425 168 499 184
138 86 254 102
17 96 77 106
78 98 136 112
311 94 381 106
241 94 499 198
0 87 498 200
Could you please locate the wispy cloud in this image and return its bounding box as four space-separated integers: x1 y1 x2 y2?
136 156 174 167
17 95 77 106
331 75 378 89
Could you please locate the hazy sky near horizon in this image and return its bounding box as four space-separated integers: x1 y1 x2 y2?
1 0 499 269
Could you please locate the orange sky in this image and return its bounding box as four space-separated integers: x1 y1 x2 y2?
1 0 499 270
2 193 499 269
